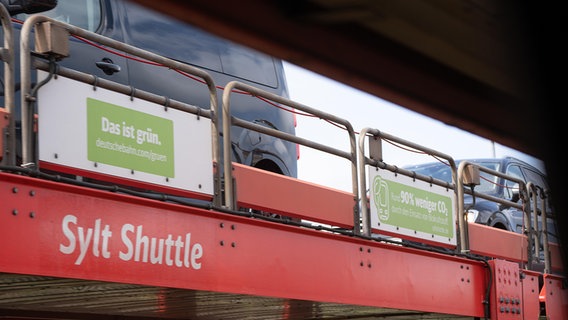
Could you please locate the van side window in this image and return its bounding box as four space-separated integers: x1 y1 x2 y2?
15 0 102 32
522 168 548 190
123 3 222 73
475 161 499 193
220 42 279 88
123 2 278 87
504 165 523 197
505 165 522 180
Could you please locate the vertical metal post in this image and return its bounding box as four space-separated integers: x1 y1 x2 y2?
456 161 470 253
357 128 371 236
522 183 534 270
541 188 551 274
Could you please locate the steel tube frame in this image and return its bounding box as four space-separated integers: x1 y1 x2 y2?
18 16 222 204
456 161 528 255
222 80 360 231
357 128 456 240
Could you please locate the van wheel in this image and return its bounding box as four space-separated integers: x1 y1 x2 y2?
254 159 283 175
489 213 510 231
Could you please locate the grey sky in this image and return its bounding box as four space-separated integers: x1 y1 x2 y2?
283 62 545 192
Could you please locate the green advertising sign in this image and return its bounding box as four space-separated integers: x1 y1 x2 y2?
371 171 454 239
87 98 174 177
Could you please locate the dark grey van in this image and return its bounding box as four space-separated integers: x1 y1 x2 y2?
2 0 297 177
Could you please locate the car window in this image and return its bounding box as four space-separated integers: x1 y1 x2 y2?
123 1 278 87
219 40 279 87
505 164 523 180
504 164 523 198
15 0 102 32
522 167 548 190
405 162 452 182
123 2 223 73
473 161 499 193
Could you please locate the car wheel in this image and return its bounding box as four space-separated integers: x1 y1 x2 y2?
488 212 512 232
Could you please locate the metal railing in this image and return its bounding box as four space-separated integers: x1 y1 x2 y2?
357 128 552 267
16 15 223 204
221 80 360 231
527 181 552 272
357 128 458 242
455 161 528 251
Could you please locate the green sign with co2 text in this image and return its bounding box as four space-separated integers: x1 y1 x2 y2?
370 169 455 242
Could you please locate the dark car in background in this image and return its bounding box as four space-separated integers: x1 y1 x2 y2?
404 157 557 244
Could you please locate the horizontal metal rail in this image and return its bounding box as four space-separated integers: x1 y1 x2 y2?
33 60 212 119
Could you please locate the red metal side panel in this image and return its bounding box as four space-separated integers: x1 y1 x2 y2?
468 222 528 262
522 270 542 319
0 172 489 317
232 163 355 228
489 260 540 319
542 274 568 319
